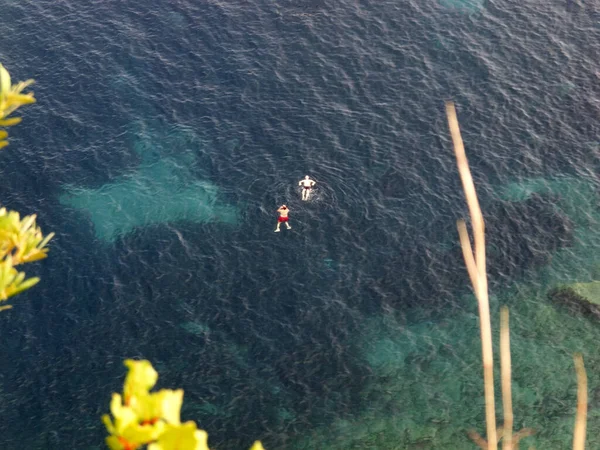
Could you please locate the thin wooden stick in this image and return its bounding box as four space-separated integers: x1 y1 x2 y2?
500 307 513 450
572 353 587 450
457 219 479 292
445 102 487 280
467 429 489 449
446 101 497 450
511 428 535 446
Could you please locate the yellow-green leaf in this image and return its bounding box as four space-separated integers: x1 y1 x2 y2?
106 393 164 446
123 359 158 401
38 231 55 250
6 92 36 105
0 117 21 126
147 422 209 450
155 389 184 425
0 64 11 95
5 276 40 299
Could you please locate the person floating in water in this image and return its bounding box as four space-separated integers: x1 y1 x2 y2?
275 205 292 232
298 175 316 201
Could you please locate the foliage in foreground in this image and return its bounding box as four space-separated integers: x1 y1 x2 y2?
0 207 54 306
0 63 36 149
0 63 53 308
103 360 265 450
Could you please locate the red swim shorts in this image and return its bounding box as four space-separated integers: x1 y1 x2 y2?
278 216 289 223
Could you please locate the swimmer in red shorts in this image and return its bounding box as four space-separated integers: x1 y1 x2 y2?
275 205 292 232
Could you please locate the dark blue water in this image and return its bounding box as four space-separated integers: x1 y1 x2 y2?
0 0 599 448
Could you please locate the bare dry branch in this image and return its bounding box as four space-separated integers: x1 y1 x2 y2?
457 219 479 292
446 101 497 450
512 428 535 446
467 429 489 449
573 353 587 450
500 307 513 450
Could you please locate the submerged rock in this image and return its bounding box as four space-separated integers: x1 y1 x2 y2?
548 281 600 318
59 122 239 242
438 0 485 13
180 321 211 336
485 192 574 281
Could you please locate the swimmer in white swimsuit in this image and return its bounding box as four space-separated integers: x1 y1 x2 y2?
298 175 316 201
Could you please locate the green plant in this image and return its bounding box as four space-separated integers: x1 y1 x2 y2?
103 359 265 450
0 63 36 149
0 63 53 308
